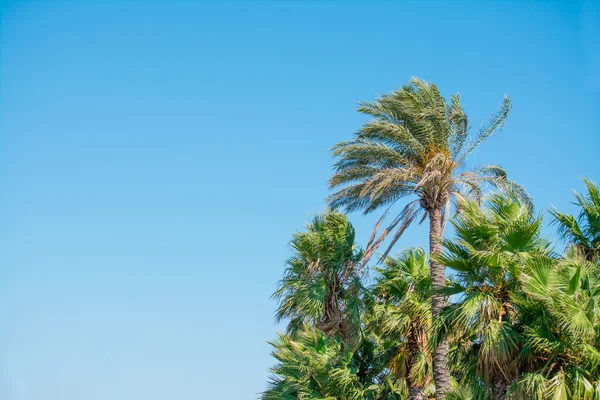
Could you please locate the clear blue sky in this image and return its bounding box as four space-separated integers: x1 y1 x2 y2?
0 1 598 399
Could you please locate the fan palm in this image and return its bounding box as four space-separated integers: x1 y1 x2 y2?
369 248 433 400
263 329 368 400
435 193 551 399
551 178 600 262
328 77 530 397
512 248 600 400
272 210 364 341
436 193 600 399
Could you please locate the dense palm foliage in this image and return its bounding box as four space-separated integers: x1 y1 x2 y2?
436 193 600 399
262 79 597 400
263 330 368 400
515 249 600 399
264 188 599 400
435 194 551 399
264 211 396 399
369 249 433 399
328 77 530 397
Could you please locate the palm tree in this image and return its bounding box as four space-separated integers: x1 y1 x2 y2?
435 193 551 399
436 193 600 399
328 77 530 397
515 248 600 399
266 211 402 400
369 248 433 400
263 329 368 400
272 210 364 341
551 178 600 262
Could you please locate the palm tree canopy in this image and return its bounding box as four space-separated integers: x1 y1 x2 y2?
272 210 364 337
435 194 550 389
263 329 368 400
329 77 531 262
263 189 600 400
435 193 600 399
371 249 431 342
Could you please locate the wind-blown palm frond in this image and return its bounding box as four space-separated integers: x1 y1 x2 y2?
551 178 600 261
457 95 511 163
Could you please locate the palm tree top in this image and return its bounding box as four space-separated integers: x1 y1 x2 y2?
328 77 531 263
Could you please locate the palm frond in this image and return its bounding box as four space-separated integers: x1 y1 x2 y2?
457 95 511 163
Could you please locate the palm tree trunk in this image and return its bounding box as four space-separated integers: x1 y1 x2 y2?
430 207 451 398
492 378 509 400
409 384 426 400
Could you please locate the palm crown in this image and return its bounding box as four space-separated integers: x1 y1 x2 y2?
329 77 530 262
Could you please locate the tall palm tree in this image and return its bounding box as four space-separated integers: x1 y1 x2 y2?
328 77 530 397
551 178 600 262
369 248 433 400
272 210 364 341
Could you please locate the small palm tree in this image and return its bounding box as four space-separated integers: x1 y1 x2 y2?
272 210 364 341
369 248 433 400
551 178 600 262
329 77 530 397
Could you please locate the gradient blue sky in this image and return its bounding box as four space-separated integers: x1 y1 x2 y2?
0 1 598 399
